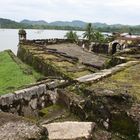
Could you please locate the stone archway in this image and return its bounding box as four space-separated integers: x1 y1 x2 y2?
112 42 121 54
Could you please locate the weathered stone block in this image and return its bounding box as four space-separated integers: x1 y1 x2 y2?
28 86 38 97
43 121 96 140
41 95 45 101
29 98 38 110
15 90 25 100
41 102 45 108
38 84 47 95
23 88 32 101
48 90 58 104
0 93 15 106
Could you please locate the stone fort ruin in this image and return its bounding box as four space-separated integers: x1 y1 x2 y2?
0 29 140 140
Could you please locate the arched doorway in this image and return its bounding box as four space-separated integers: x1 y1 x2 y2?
112 43 121 54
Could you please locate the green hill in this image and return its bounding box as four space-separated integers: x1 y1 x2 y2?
1 18 140 34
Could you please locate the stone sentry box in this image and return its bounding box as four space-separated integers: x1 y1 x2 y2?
0 84 58 118
18 29 27 42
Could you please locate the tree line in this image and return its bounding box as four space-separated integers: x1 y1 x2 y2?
65 23 110 44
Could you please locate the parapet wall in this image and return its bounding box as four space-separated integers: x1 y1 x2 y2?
92 43 109 54
20 38 76 46
0 80 64 118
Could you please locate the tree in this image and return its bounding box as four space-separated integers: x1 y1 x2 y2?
64 30 78 42
94 31 106 43
83 23 107 44
83 23 94 42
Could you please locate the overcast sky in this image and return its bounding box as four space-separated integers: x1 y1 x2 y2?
0 0 140 25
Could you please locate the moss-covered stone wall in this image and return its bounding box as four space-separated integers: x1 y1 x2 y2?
0 84 55 119
17 45 72 80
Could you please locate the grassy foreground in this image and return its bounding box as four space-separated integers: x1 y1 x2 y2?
0 50 43 95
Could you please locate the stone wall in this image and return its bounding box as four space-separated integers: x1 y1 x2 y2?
0 83 58 118
57 89 140 139
91 43 109 54
17 45 73 80
57 89 86 120
20 39 110 55
20 38 75 46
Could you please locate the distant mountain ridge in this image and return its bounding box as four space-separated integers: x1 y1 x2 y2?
21 19 48 25
0 18 22 28
1 17 139 29
21 19 138 28
1 18 140 34
48 20 86 28
20 19 109 28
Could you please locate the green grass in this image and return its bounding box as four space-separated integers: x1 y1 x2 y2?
39 104 81 122
40 104 63 117
90 63 140 101
71 70 92 78
0 50 43 95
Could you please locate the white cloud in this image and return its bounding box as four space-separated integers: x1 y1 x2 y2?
0 0 139 25
106 0 140 7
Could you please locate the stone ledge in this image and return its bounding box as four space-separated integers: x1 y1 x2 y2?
76 61 139 83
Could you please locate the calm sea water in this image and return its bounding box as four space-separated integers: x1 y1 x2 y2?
0 29 84 55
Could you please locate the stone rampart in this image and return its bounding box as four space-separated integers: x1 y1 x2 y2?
0 80 66 118
20 38 75 46
91 43 109 54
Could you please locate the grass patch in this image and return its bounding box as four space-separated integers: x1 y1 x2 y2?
71 70 92 78
90 64 140 101
42 54 58 59
0 50 43 95
39 104 81 122
39 104 63 117
53 61 74 68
